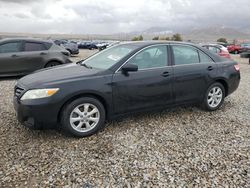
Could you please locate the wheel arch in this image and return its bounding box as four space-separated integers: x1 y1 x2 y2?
57 92 109 124
45 59 63 67
214 79 229 97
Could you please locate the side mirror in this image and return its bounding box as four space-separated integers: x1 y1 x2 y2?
121 63 138 73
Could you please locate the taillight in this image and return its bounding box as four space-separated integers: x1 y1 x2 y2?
234 64 240 71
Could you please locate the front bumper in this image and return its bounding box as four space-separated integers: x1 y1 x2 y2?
13 96 60 129
227 72 241 96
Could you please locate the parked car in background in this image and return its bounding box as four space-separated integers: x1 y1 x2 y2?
202 44 231 59
96 42 109 51
240 52 250 64
54 40 79 55
78 42 98 50
216 42 229 47
227 44 241 54
14 41 240 137
239 43 250 53
0 38 71 77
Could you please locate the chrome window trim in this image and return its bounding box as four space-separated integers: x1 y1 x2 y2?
131 65 172 72
115 43 215 73
115 44 169 73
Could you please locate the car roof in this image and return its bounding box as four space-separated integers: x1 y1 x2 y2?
117 41 202 49
0 38 52 44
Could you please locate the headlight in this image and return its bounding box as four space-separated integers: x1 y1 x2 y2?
21 88 59 100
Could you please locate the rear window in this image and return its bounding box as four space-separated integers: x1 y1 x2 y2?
199 51 214 63
44 42 52 50
24 42 46 51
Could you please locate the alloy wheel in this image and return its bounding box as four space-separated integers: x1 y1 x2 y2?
69 103 100 133
207 86 223 108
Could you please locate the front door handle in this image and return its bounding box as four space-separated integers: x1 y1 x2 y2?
161 71 170 77
207 66 214 71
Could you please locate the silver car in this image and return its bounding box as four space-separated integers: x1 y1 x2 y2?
54 40 79 55
0 38 72 77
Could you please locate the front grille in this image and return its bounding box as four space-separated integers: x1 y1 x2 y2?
15 87 24 98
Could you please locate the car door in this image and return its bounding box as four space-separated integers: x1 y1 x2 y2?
171 44 217 104
0 41 23 75
21 41 48 72
112 45 173 114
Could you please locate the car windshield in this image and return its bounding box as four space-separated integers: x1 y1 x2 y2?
81 44 137 70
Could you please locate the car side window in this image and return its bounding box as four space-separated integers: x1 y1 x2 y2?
199 51 214 63
129 46 168 69
0 42 21 53
24 42 46 52
172 45 199 65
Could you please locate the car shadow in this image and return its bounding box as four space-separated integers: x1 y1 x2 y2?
0 76 23 81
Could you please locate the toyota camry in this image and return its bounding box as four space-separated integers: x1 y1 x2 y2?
14 42 240 137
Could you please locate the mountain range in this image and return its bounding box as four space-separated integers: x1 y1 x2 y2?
1 26 250 42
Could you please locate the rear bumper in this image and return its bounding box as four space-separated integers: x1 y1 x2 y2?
227 72 240 96
13 96 60 129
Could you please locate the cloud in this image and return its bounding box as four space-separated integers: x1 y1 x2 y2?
0 0 250 34
0 0 61 3
13 13 30 19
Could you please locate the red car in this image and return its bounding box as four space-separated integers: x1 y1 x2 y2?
202 44 231 59
227 44 241 54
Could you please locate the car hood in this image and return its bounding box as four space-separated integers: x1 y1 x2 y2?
18 63 101 88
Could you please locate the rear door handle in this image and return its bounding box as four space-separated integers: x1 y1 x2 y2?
161 71 170 77
207 66 214 71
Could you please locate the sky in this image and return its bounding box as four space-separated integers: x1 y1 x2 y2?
0 0 249 34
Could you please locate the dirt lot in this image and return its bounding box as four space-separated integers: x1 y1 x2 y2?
0 50 249 187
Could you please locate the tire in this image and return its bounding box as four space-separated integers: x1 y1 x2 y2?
45 61 61 68
61 97 106 137
201 82 225 111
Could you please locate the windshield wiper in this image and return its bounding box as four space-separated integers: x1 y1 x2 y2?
81 63 92 69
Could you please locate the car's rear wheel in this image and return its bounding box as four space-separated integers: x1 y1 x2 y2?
202 82 225 111
45 61 61 68
61 97 106 137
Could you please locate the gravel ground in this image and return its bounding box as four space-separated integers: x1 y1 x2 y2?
0 52 249 187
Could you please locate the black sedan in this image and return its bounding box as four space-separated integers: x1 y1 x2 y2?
14 42 240 137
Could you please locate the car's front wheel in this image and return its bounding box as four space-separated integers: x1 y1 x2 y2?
202 82 225 111
61 97 106 137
